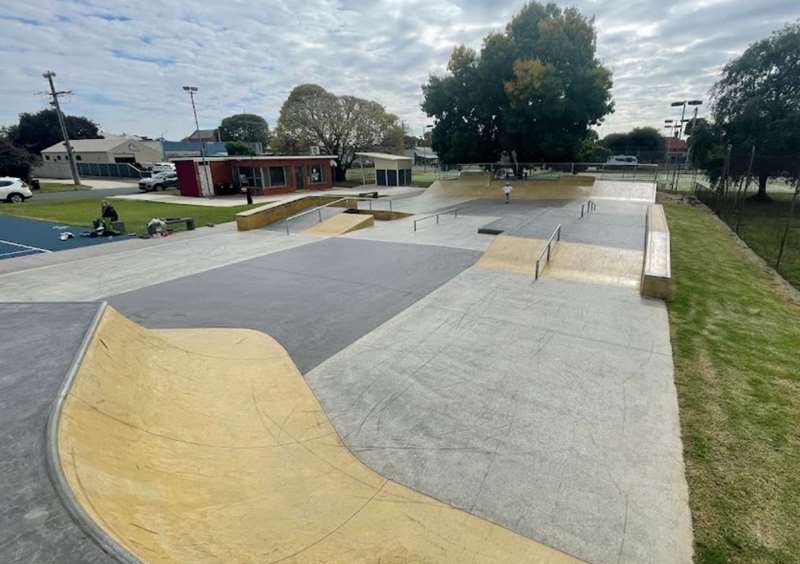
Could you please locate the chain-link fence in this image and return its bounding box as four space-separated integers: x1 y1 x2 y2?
692 148 800 289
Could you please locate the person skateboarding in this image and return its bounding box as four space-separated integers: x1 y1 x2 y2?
502 181 513 204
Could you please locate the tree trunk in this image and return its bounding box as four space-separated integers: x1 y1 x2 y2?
334 164 347 182
751 174 771 202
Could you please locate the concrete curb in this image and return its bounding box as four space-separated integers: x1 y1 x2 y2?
44 301 141 564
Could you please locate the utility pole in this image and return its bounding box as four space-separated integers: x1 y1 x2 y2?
182 85 209 195
43 71 81 186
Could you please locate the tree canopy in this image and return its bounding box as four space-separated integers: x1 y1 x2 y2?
219 113 270 148
225 141 256 156
601 127 664 160
422 2 613 164
7 109 100 155
272 84 403 181
0 138 38 179
708 21 800 199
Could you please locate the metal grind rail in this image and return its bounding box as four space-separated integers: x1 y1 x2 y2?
580 200 597 218
284 197 394 234
534 224 562 280
413 207 461 232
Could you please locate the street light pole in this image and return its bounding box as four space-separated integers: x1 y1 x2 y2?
43 71 81 186
182 85 209 195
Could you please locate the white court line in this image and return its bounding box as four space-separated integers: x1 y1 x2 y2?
0 239 53 254
0 248 44 258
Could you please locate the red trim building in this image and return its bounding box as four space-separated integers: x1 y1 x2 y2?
173 156 336 197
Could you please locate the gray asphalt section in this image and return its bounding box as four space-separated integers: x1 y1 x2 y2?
456 199 648 251
110 237 481 373
0 302 112 564
305 268 693 564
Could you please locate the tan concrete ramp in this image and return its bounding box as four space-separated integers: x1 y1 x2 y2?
429 176 595 201
476 234 545 275
543 241 644 288
303 212 374 236
57 307 576 563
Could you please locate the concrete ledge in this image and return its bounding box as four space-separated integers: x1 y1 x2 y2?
641 204 673 300
235 195 357 231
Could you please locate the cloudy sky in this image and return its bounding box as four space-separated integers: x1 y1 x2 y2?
2 0 799 140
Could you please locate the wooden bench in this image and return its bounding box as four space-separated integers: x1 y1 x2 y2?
641 205 672 300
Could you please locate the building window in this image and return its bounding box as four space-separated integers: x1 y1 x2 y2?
309 164 324 183
45 155 50 160
269 166 287 187
76 155 82 161
236 166 263 188
57 155 62 160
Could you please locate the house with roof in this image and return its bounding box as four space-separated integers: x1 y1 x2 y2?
183 129 220 143
36 136 164 178
405 146 438 167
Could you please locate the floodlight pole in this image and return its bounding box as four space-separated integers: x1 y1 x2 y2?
43 71 81 186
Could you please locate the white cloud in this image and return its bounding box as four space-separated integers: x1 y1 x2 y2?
0 0 798 139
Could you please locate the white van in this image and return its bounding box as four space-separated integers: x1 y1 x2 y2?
606 155 639 166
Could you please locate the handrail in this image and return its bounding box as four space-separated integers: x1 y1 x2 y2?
413 206 460 232
285 198 351 234
534 224 562 280
580 200 597 218
284 196 395 234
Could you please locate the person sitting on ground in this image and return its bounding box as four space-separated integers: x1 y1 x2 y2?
502 181 513 204
85 200 121 237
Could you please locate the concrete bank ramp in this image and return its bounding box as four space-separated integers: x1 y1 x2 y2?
544 241 644 288
476 234 545 275
56 306 576 563
302 212 374 236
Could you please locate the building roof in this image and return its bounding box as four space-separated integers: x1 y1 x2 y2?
410 146 438 159
183 129 219 142
41 137 140 153
355 152 412 162
170 155 336 163
162 141 228 156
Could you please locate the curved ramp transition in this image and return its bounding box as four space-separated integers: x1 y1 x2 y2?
57 307 576 563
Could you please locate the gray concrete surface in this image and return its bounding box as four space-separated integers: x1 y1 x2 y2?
457 199 648 251
305 268 693 564
0 302 112 564
110 237 481 373
0 226 319 301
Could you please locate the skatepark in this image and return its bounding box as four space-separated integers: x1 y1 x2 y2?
0 173 691 563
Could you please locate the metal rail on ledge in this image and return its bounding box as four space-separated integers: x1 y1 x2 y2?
413 207 460 232
284 197 394 235
534 224 562 280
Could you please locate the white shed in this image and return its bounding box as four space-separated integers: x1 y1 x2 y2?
356 152 413 187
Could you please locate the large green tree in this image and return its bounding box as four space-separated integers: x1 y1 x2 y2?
272 84 403 181
601 127 664 160
0 138 38 179
422 2 613 164
7 109 100 155
218 113 270 149
710 21 800 200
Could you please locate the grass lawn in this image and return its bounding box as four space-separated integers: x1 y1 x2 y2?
665 201 800 563
36 182 92 193
0 199 257 235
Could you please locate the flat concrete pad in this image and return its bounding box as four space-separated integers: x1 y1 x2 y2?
59 307 575 563
306 269 693 564
109 238 481 373
0 302 111 564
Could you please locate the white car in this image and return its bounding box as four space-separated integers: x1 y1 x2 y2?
0 177 33 203
139 171 178 192
606 155 639 166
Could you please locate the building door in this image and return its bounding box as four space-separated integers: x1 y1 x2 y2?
295 166 305 190
387 170 398 186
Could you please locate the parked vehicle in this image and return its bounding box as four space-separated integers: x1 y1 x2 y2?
139 171 178 192
606 155 639 166
0 177 33 203
145 162 176 174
